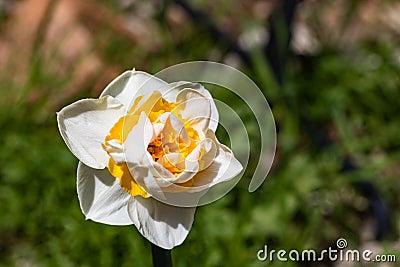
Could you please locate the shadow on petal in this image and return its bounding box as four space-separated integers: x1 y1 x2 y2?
128 197 196 249
77 162 132 225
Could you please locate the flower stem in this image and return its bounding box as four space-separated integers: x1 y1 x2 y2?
151 243 172 267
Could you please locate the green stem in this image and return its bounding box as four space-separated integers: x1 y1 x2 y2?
151 243 172 267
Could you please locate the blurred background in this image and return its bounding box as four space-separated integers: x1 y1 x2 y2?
0 0 399 266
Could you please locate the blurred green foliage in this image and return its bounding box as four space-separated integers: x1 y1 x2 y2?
0 1 399 266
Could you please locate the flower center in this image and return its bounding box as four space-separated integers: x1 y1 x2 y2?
146 99 200 176
103 91 202 196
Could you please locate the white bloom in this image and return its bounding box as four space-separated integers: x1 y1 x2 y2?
57 69 242 249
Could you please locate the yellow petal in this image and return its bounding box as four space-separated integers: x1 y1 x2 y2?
105 114 140 143
108 158 149 198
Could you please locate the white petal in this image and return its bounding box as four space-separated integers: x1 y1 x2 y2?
156 156 198 187
167 82 219 132
77 162 132 225
125 127 170 198
122 112 165 196
128 164 165 200
150 137 216 188
104 139 125 164
189 131 243 192
123 112 153 164
160 114 190 150
197 137 217 171
175 89 211 132
151 123 164 142
158 153 186 171
170 139 215 184
100 70 171 110
168 113 190 144
155 112 170 123
147 158 175 179
128 197 196 249
57 96 125 169
197 85 219 132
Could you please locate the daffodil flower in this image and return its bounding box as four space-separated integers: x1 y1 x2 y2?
57 69 243 249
